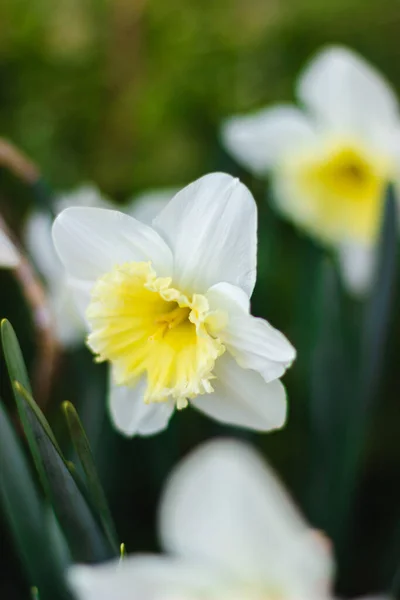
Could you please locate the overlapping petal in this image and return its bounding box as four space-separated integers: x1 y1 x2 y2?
192 353 287 431
52 207 173 283
153 173 257 296
206 281 295 382
109 379 175 437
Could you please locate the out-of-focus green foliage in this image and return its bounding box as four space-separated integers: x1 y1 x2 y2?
0 0 399 194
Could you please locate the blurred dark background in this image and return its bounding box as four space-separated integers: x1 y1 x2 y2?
0 1 399 598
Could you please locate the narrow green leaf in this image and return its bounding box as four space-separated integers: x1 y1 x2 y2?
1 320 116 563
63 401 119 554
2 319 52 496
338 184 399 563
308 259 354 535
14 382 116 563
0 401 72 600
360 183 398 414
15 381 63 454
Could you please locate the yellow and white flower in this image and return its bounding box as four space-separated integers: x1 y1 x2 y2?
0 225 19 268
68 439 333 600
52 173 295 436
222 46 400 295
25 185 175 348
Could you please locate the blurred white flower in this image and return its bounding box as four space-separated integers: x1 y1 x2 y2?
52 173 295 437
24 185 112 348
68 439 333 600
127 188 178 225
0 225 19 268
221 46 400 295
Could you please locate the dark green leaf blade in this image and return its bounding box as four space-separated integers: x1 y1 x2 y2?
14 382 116 564
1 319 116 563
308 259 354 536
360 183 398 414
0 401 72 600
63 401 119 554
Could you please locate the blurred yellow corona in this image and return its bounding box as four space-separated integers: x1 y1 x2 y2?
283 137 394 243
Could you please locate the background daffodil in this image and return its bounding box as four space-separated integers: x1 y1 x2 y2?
68 439 333 600
222 46 400 295
52 173 295 437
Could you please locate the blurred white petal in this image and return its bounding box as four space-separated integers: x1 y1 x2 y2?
337 242 377 296
298 46 399 141
153 173 257 296
68 555 221 600
221 105 316 174
192 353 287 431
128 188 178 225
0 227 19 268
48 281 87 347
108 378 175 437
160 439 333 597
24 211 60 283
52 207 173 283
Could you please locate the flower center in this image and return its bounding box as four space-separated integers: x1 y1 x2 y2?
283 137 394 243
86 261 225 408
306 145 383 200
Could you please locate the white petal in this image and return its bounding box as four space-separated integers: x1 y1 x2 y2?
192 353 287 431
68 555 222 600
24 211 61 282
221 105 316 174
206 281 250 314
0 227 19 268
223 314 295 382
337 242 376 297
298 46 400 139
153 173 257 296
52 207 173 283
108 378 175 437
206 282 295 382
127 188 178 225
160 439 334 597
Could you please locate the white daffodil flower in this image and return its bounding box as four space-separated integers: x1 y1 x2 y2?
221 46 400 295
52 173 296 437
68 439 333 600
24 185 113 347
0 225 19 268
